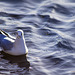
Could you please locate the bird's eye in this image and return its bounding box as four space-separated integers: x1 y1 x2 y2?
19 33 22 36
21 33 22 35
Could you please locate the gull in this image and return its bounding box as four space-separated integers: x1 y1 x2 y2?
0 29 28 56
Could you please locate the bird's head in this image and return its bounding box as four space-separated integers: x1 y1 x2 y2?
16 29 24 39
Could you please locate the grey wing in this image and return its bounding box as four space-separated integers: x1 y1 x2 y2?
1 38 14 50
0 29 16 40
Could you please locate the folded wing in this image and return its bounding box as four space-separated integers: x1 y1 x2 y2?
0 29 15 50
1 37 14 50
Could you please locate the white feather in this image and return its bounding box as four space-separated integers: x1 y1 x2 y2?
3 30 28 55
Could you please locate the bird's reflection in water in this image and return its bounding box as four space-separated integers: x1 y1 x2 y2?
1 51 30 69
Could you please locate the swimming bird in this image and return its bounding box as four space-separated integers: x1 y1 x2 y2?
0 29 28 56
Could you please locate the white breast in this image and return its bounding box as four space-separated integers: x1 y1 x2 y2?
4 37 28 55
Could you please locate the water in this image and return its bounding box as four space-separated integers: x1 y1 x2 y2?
0 0 75 75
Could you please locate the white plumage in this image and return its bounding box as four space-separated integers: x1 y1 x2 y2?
0 29 28 56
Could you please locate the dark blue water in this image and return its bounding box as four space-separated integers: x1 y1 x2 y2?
0 0 75 75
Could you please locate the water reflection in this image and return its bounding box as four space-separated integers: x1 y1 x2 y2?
1 51 30 69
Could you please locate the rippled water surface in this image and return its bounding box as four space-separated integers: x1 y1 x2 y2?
0 0 75 75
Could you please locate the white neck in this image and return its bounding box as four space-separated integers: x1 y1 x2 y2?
13 36 28 55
